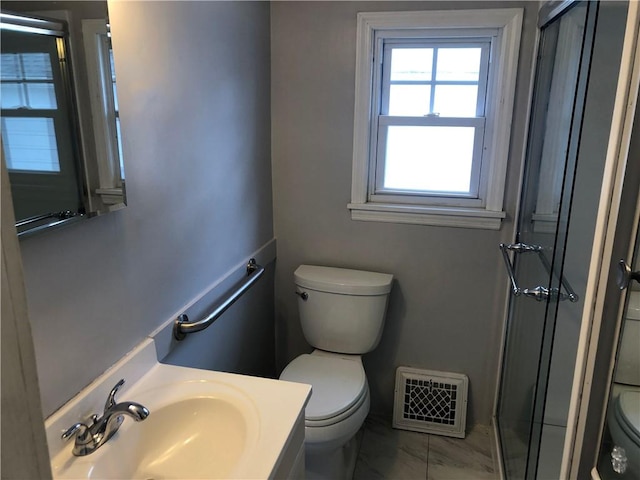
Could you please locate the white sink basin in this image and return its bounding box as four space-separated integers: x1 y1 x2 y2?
46 340 310 479
131 396 253 479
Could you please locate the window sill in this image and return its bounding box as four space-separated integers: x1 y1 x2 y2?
347 202 505 229
95 187 124 206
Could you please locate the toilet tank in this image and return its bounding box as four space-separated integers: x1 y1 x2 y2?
615 290 640 386
294 265 393 354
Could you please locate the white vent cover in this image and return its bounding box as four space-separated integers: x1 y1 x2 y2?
393 367 468 438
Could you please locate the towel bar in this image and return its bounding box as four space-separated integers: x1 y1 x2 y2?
499 243 578 303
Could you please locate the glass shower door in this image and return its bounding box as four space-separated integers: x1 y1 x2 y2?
496 2 596 478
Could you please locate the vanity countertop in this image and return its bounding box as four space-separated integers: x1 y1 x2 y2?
46 339 311 479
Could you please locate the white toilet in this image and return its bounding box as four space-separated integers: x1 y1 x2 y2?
279 265 393 480
607 290 640 476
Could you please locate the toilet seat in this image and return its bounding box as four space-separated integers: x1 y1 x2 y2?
280 353 367 426
614 391 640 447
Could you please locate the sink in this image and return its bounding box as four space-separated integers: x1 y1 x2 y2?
132 397 254 479
47 340 310 479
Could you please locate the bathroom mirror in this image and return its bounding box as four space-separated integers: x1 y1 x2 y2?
1 1 126 237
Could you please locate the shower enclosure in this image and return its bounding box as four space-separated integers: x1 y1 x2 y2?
495 1 630 478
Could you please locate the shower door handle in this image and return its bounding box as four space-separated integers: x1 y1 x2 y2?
616 259 640 290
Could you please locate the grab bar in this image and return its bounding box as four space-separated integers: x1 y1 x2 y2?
499 243 578 303
173 258 265 341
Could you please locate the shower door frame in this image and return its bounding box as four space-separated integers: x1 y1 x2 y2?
565 2 640 476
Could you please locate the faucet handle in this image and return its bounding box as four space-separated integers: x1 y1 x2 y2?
104 379 125 411
61 422 91 444
62 421 99 456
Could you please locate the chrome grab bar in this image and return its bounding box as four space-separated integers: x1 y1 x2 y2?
499 243 579 303
173 258 265 341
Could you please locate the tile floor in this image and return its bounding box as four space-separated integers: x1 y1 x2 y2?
353 414 498 480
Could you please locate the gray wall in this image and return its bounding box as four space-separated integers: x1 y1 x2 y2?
271 1 539 425
18 1 274 418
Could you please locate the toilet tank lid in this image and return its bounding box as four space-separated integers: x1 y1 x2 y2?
294 265 393 295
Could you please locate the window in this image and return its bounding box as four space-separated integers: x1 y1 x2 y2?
349 10 523 229
1 52 61 172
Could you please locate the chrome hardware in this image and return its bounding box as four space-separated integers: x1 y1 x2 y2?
61 379 149 456
105 379 125 411
174 258 265 340
15 210 84 237
522 286 550 301
295 291 309 301
616 259 640 290
504 242 543 254
611 445 628 474
61 422 92 448
499 243 579 302
16 210 85 237
15 210 81 228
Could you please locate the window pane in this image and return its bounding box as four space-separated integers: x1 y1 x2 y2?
26 83 57 109
433 85 478 117
1 117 61 172
389 85 431 116
109 49 116 81
1 54 21 80
390 48 433 81
112 81 119 112
1 83 25 108
1 53 57 109
383 125 474 193
116 118 125 179
435 48 482 81
21 53 54 80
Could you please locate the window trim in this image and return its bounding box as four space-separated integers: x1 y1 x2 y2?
82 19 124 205
349 9 523 229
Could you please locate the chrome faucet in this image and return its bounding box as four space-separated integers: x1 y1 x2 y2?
61 379 150 456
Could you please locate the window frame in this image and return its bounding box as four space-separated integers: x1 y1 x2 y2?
1 47 65 174
82 19 124 205
349 9 523 229
373 37 491 203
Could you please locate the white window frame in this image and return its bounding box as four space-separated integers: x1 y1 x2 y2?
82 19 123 206
349 9 523 229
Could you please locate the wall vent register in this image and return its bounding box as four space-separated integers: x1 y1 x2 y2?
393 366 468 438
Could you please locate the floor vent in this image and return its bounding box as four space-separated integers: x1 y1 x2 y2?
393 366 468 438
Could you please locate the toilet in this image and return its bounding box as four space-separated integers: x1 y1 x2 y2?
607 290 640 476
279 265 393 480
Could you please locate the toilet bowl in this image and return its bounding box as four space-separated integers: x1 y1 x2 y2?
607 385 640 476
607 290 640 476
279 265 393 480
281 351 370 453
